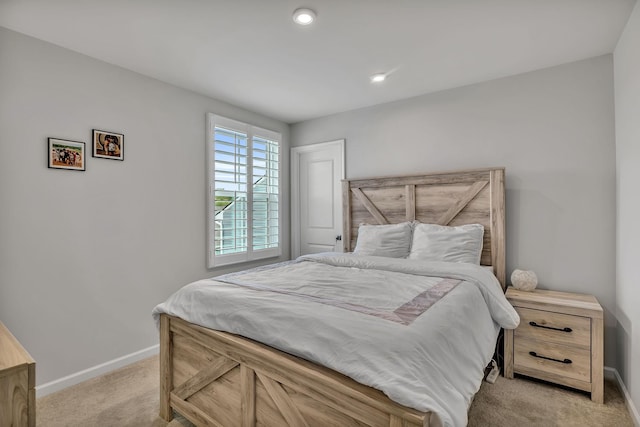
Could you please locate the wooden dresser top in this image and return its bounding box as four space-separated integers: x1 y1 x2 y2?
0 321 35 372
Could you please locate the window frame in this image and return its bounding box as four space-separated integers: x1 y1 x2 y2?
207 113 282 268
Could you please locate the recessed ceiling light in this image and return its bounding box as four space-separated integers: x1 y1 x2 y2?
370 73 386 83
293 8 316 25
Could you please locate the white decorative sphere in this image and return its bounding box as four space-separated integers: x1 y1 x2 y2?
511 269 538 291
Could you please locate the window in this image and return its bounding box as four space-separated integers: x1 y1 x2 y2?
207 114 281 267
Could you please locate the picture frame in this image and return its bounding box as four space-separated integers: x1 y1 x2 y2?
93 129 124 161
48 138 86 171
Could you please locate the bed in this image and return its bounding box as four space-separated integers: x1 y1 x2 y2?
154 167 516 427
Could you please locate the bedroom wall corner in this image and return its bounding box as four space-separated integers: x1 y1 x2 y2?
614 0 640 418
0 26 290 387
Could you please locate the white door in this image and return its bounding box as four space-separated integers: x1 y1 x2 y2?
291 140 345 258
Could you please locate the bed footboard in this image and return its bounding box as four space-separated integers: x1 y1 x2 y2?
159 314 429 427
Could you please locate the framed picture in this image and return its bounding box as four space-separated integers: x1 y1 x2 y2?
93 129 124 160
48 138 86 171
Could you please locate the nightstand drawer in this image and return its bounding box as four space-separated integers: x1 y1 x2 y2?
514 337 591 383
515 307 590 349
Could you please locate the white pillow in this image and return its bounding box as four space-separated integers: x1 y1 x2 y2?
353 222 412 258
409 223 484 264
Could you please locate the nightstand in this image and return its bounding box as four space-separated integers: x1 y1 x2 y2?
0 322 35 426
503 287 603 403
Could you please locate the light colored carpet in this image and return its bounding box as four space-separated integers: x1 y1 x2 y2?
468 373 633 426
37 356 634 426
37 357 166 427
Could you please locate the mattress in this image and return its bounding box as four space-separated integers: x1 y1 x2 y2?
152 253 519 427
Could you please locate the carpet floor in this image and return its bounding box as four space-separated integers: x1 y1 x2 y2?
37 356 634 426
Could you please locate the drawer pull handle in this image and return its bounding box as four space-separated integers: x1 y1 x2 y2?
529 351 572 364
529 321 572 333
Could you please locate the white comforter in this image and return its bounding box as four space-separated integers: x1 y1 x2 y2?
152 253 519 427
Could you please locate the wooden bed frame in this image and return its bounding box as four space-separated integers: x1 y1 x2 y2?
160 167 506 427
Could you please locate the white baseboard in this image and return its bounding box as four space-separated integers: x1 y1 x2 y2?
605 366 640 427
35 344 159 398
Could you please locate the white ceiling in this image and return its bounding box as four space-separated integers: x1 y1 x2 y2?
0 0 635 124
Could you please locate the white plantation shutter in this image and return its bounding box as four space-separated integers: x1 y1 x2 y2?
207 114 281 267
252 134 279 251
213 125 248 256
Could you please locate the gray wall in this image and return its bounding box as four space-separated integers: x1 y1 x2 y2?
0 27 290 385
291 55 618 367
614 1 640 414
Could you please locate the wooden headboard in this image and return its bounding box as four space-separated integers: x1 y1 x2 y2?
342 167 506 288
